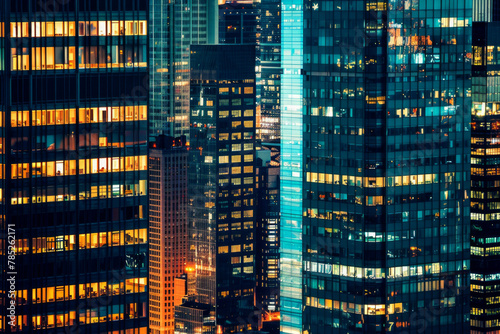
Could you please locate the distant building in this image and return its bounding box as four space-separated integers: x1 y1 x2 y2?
149 136 189 334
219 1 259 45
218 0 281 144
189 44 258 332
174 301 215 334
255 148 280 314
259 0 280 144
148 0 218 332
149 0 218 140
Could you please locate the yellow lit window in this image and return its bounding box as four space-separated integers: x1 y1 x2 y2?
232 121 242 128
218 246 229 254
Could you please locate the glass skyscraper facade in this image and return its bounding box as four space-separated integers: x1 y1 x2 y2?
255 149 280 314
260 0 281 144
149 0 218 140
148 0 217 332
1 1 148 332
281 0 472 332
219 2 259 45
189 44 258 333
471 1 500 331
280 0 303 331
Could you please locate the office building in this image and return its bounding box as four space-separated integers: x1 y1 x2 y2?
149 0 218 141
255 148 280 314
188 44 257 332
281 0 472 333
259 0 280 144
218 0 281 145
148 0 217 333
1 1 148 332
149 136 188 334
219 1 259 45
174 301 215 334
471 3 500 332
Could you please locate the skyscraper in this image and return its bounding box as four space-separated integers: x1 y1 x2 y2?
255 149 280 315
188 44 258 333
148 1 217 333
281 0 472 333
149 0 218 141
471 2 500 332
259 0 280 144
2 0 148 332
219 1 259 45
149 136 188 334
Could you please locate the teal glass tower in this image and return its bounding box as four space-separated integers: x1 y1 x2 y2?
281 0 472 332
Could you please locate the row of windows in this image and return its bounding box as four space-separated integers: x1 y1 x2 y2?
10 20 146 38
307 104 462 119
218 166 254 175
471 246 500 256
11 155 147 179
304 260 467 279
11 45 147 71
218 209 254 220
305 195 384 210
472 102 500 117
11 105 147 127
471 168 500 176
14 277 146 305
305 297 455 315
473 236 500 245
306 172 456 187
218 243 254 254
218 109 254 118
305 277 447 301
218 132 254 141
218 177 254 186
8 319 147 333
218 86 254 95
11 228 147 255
471 307 500 316
14 302 146 331
218 221 254 231
218 154 253 164
471 212 500 221
10 180 147 205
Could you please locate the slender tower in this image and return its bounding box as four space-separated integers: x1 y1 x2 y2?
471 0 500 332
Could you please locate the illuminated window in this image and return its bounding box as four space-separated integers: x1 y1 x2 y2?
218 246 229 254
